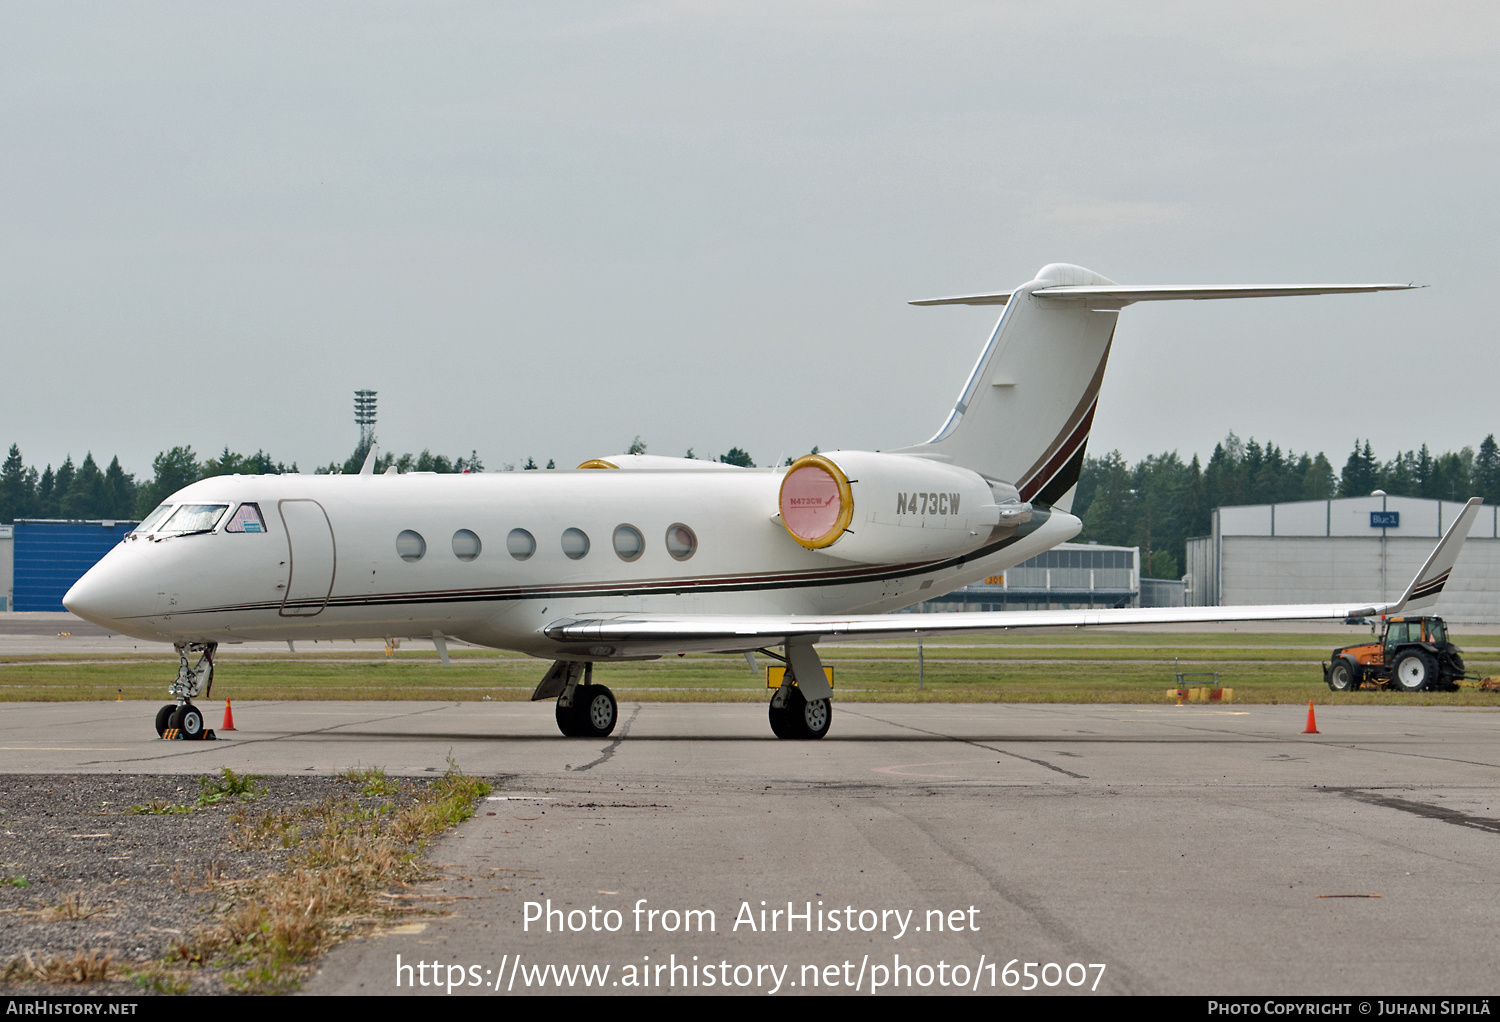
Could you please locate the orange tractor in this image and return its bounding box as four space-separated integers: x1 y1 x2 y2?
1324 616 1470 692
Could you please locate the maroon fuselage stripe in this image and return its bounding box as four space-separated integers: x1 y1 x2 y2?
1018 400 1095 503
176 531 1034 618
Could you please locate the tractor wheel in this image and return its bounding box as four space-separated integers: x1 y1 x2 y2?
1392 650 1435 693
1444 654 1467 691
1327 658 1358 692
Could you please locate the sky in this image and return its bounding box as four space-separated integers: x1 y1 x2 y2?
2 2 1497 478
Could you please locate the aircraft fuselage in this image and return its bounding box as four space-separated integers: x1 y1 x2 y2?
66 467 1080 660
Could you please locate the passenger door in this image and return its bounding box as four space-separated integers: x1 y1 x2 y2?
278 499 336 617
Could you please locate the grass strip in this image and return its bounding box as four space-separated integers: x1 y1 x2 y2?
132 761 490 994
3 649 1499 705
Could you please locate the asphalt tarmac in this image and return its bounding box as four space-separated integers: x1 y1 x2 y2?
2 698 1497 995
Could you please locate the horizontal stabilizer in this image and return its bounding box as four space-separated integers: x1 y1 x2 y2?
911 284 1419 306
910 291 1014 306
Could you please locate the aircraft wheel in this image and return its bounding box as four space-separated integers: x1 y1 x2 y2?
557 685 617 738
578 685 617 738
1392 651 1434 693
769 687 831 740
1327 659 1358 692
155 704 177 738
170 703 206 741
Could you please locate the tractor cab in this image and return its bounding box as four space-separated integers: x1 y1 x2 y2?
1383 616 1446 652
1325 616 1465 693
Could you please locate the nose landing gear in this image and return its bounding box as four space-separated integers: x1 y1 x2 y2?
156 642 218 741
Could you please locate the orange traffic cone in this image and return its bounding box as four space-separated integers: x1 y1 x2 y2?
221 699 237 731
1303 700 1319 734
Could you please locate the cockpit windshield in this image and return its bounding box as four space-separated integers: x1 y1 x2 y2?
133 504 174 535
158 504 230 536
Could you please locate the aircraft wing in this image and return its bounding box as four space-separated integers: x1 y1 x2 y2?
545 498 1483 652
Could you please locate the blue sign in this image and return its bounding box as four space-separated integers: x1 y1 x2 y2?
1371 511 1400 529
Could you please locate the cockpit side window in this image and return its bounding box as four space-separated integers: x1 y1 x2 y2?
159 504 230 535
134 504 174 535
224 503 267 534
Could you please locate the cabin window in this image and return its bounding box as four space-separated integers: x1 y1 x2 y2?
613 524 645 562
507 528 536 560
160 504 229 535
134 504 174 535
665 523 697 561
396 530 426 562
561 528 590 560
452 529 482 561
224 503 266 534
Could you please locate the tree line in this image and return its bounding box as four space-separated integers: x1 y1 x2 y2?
1073 433 1500 580
0 434 771 524
12 430 1489 554
0 441 483 524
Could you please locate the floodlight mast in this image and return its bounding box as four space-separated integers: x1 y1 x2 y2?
354 389 377 450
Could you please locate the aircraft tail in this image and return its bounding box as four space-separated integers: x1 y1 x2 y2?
893 264 1418 512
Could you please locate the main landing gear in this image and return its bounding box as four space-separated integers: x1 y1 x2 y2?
528 643 834 741
766 645 832 740
769 684 831 740
154 642 217 741
532 661 618 738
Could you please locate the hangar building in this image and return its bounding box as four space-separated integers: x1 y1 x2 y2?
910 541 1182 611
1185 496 1500 623
10 519 139 612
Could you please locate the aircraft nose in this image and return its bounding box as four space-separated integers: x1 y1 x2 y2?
63 551 153 629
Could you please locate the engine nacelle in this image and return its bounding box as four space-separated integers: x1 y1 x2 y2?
777 451 1025 563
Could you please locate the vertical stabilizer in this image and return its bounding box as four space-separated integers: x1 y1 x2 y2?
893 263 1120 511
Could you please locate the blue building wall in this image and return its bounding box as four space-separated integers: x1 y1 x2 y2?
13 520 138 612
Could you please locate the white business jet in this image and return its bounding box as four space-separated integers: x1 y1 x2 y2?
64 263 1478 742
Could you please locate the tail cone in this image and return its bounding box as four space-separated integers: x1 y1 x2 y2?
1303 700 1319 735
221 699 237 731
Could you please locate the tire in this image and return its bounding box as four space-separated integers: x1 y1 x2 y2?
576 685 618 738
770 686 831 740
155 704 176 738
1392 650 1435 693
555 697 582 737
1327 659 1358 692
170 703 205 740
556 685 617 738
1444 654 1467 691
768 697 793 739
